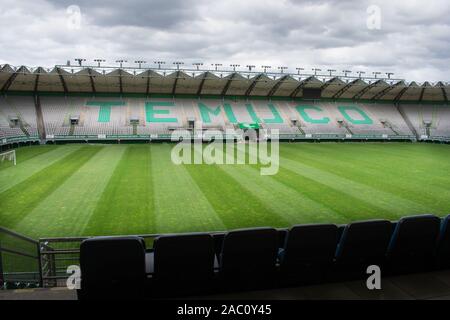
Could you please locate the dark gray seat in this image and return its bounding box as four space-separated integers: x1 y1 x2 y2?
334 220 393 280
219 227 279 291
437 215 450 269
387 214 441 274
151 233 216 297
78 236 146 300
279 224 338 286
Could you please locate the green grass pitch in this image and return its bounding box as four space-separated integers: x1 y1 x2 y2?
1 142 450 239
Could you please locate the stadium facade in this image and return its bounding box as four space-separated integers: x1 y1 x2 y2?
0 63 449 147
1 63 450 300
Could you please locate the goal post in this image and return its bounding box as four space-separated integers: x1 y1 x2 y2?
0 150 16 166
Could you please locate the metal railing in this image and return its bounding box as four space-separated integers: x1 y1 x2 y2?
38 231 230 287
0 228 160 288
38 234 163 286
0 226 42 288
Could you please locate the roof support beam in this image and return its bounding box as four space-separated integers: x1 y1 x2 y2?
267 75 288 97
146 72 150 96
352 80 382 100
34 74 40 93
332 79 359 99
87 68 96 93
289 76 314 98
418 86 426 102
438 82 448 103
245 74 263 96
56 68 69 94
221 73 237 96
196 73 208 96
172 71 180 95
118 69 123 95
371 81 404 100
0 66 24 93
393 86 409 102
320 77 338 92
33 67 44 93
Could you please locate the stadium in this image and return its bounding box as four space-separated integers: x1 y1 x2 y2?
0 60 450 301
1 0 450 305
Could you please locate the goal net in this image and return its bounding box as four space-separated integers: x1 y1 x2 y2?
0 150 16 166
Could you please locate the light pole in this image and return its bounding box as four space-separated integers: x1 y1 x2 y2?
173 62 184 70
212 63 222 71
93 59 105 67
116 60 127 68
262 65 272 73
312 68 321 76
230 64 240 71
327 69 336 76
154 61 166 69
193 62 203 70
278 66 288 74
357 71 366 78
342 70 352 77
246 65 255 72
74 58 86 66
372 71 381 79
135 60 146 68
386 72 394 79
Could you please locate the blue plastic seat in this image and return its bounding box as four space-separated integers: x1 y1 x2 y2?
387 214 441 274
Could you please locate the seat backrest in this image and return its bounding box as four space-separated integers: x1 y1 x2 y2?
281 224 338 267
437 215 450 268
79 236 146 296
220 227 279 276
336 220 393 263
154 233 215 280
387 214 441 270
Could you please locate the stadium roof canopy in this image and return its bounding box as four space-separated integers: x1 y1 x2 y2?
0 63 449 103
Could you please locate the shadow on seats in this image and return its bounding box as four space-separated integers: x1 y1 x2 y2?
218 227 279 291
387 214 441 274
78 236 146 300
149 233 216 298
437 214 450 269
334 219 393 280
279 224 338 286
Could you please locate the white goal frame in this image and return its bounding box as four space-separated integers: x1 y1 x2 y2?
0 150 16 166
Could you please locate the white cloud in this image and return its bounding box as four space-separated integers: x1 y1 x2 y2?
0 0 449 82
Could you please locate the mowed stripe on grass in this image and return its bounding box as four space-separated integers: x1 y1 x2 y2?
0 145 59 171
268 166 384 223
281 143 450 214
277 154 429 220
211 146 346 225
151 144 225 233
0 146 102 233
0 145 82 193
15 146 126 238
1 142 450 238
185 161 291 229
83 145 155 236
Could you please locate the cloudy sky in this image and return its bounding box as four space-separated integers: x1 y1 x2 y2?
0 0 449 82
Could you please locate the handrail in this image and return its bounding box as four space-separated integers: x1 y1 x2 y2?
40 249 80 255
0 226 42 288
0 246 39 259
39 230 232 243
0 226 39 245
